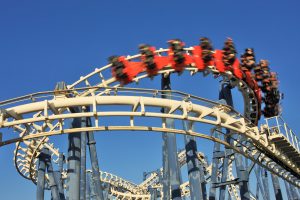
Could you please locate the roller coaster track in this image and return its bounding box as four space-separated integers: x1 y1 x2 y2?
86 150 206 199
86 150 239 200
135 150 244 200
1 87 300 185
78 150 248 200
88 170 147 198
0 47 299 199
3 48 257 180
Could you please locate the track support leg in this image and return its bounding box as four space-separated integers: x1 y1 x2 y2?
87 171 97 200
80 110 87 200
86 113 104 200
44 148 60 200
37 149 46 200
162 132 171 200
284 181 293 200
255 166 268 200
183 118 206 200
261 168 270 200
54 171 66 200
219 136 233 200
220 80 251 200
234 145 251 200
271 174 283 200
56 152 66 199
67 107 82 200
289 182 300 200
209 130 221 200
161 74 182 200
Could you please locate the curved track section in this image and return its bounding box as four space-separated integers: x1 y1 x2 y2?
0 88 299 188
0 45 296 200
7 47 260 183
86 150 238 199
67 47 260 124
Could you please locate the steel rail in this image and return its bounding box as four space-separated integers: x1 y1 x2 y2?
83 150 233 199
7 86 236 184
64 47 259 124
9 46 260 184
8 125 299 187
0 46 284 199
0 86 252 126
82 150 209 199
0 95 299 187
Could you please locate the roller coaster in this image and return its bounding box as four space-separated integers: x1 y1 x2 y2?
0 37 299 200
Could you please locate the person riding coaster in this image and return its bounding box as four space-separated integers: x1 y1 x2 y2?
139 44 157 72
269 72 279 89
241 48 256 71
200 37 213 64
190 37 214 71
109 56 133 85
139 44 170 77
254 64 263 81
222 38 237 67
240 48 259 88
263 103 280 117
168 39 191 73
108 38 281 120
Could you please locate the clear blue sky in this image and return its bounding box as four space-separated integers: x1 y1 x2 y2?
0 1 300 199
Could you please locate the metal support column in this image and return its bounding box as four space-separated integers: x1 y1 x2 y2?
220 81 250 200
290 184 300 199
255 166 267 200
161 74 182 200
255 179 260 200
149 187 158 200
218 81 235 200
44 148 60 200
289 183 300 200
166 118 181 199
219 136 232 200
54 171 66 200
67 107 82 200
284 181 293 200
87 171 97 200
103 185 109 200
86 172 91 200
235 151 250 200
271 174 283 200
219 81 233 107
57 152 65 199
183 118 206 200
37 148 46 200
209 130 221 200
80 108 87 200
162 132 170 200
86 112 104 200
261 168 270 200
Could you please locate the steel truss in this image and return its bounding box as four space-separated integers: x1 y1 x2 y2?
0 47 299 199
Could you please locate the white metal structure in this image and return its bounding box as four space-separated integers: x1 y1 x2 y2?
0 47 299 199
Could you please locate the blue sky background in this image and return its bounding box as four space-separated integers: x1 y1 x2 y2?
0 1 300 199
